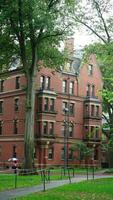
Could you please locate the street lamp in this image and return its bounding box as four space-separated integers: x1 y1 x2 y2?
63 107 69 171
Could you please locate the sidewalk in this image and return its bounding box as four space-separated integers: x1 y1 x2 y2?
0 174 112 200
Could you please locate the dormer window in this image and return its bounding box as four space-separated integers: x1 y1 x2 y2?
88 64 93 75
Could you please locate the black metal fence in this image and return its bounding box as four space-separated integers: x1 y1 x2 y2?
0 166 102 192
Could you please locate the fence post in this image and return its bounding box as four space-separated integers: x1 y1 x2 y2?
67 168 71 183
14 169 18 188
92 166 94 180
86 166 88 180
43 170 46 191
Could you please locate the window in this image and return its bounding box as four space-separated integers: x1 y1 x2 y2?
69 123 73 137
14 98 19 111
69 103 74 115
69 81 74 94
40 76 50 90
96 105 99 116
0 80 4 92
68 149 73 160
43 122 48 135
45 77 50 90
90 126 94 136
61 148 64 160
88 64 93 75
62 102 68 112
44 98 49 111
92 85 95 97
50 99 54 111
0 101 3 114
15 76 20 89
61 124 65 136
49 122 54 135
85 104 89 115
86 84 90 96
0 121 3 135
91 105 94 116
13 145 17 158
14 119 18 134
95 127 99 139
62 80 67 93
40 76 45 89
48 147 54 159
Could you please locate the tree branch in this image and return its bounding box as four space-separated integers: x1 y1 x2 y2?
18 0 27 71
73 16 107 43
27 0 37 73
93 0 111 43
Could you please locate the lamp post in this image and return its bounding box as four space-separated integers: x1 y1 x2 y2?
64 107 69 171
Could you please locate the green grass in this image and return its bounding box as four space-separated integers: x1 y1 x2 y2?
0 167 106 191
15 178 113 200
0 169 70 191
0 174 42 191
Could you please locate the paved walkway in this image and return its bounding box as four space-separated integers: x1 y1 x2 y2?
0 174 113 200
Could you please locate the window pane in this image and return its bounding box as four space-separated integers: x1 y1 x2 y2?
96 106 99 116
69 81 74 94
48 148 54 159
0 101 3 113
50 99 54 111
44 98 49 111
45 77 50 89
0 121 3 135
0 80 4 92
40 76 45 89
91 105 94 116
69 103 74 115
43 122 48 134
88 64 93 75
16 77 20 89
15 98 19 111
69 124 73 137
62 102 68 112
86 84 90 96
92 85 95 97
49 122 54 135
62 80 67 93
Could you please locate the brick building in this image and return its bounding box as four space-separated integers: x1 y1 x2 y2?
0 42 103 168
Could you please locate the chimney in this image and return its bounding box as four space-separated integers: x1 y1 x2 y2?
64 38 74 55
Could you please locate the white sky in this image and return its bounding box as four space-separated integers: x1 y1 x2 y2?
74 30 97 49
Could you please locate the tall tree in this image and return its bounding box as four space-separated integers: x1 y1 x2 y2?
72 0 113 138
0 0 74 169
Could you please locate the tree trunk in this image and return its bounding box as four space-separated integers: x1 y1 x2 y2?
24 52 37 169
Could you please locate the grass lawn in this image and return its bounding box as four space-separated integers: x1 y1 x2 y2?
0 174 42 191
0 169 70 191
15 178 113 200
0 167 108 191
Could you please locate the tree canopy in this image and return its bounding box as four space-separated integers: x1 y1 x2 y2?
0 0 74 169
72 0 113 138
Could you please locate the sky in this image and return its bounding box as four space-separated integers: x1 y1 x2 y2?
74 30 97 49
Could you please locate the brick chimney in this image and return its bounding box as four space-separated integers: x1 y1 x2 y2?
64 38 74 55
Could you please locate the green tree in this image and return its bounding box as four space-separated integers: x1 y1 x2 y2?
102 136 113 167
72 142 92 164
72 0 113 138
0 0 74 169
